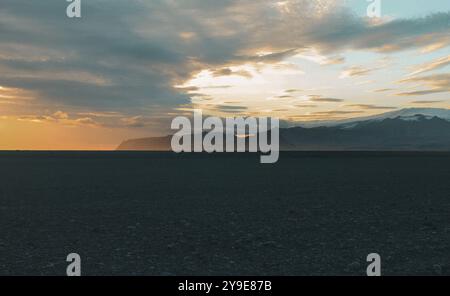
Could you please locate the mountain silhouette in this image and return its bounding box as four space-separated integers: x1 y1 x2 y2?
117 108 450 151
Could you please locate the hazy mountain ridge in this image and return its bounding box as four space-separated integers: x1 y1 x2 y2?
281 115 450 151
295 108 450 128
117 108 450 151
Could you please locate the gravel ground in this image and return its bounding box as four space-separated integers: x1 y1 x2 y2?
1 152 450 276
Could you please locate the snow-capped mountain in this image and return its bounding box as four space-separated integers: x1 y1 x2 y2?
280 108 450 150
357 108 450 122
297 108 450 128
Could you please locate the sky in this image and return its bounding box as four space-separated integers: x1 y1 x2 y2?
0 0 449 150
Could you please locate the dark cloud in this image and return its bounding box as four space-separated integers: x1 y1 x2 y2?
301 11 450 53
309 95 344 103
214 105 248 113
211 68 252 78
0 0 448 124
347 104 397 110
285 89 303 93
0 0 197 114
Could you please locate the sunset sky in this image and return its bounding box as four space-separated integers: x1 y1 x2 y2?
0 0 449 150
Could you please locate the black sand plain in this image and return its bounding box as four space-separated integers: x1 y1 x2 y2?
1 151 450 276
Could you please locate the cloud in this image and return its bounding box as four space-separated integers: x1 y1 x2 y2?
323 56 346 65
312 110 362 116
309 95 344 103
200 85 233 89
397 74 450 96
275 95 294 99
211 67 252 78
295 49 345 65
16 112 101 127
372 88 394 93
285 89 303 93
248 2 450 55
74 117 100 127
347 104 397 110
14 109 162 129
214 105 248 113
0 86 35 106
0 0 196 115
77 111 122 118
295 104 317 108
420 36 450 53
120 116 152 128
408 55 450 76
53 111 69 120
397 90 446 96
411 100 444 104
340 66 377 78
320 12 450 53
0 0 449 124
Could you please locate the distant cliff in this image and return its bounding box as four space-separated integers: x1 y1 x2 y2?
117 136 172 151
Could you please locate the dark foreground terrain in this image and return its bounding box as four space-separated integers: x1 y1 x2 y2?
1 152 450 276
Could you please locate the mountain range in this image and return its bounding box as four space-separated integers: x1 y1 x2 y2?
117 108 450 151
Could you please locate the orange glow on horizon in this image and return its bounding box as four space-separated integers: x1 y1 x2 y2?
0 117 149 151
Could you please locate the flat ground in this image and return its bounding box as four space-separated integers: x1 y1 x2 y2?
1 152 449 275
